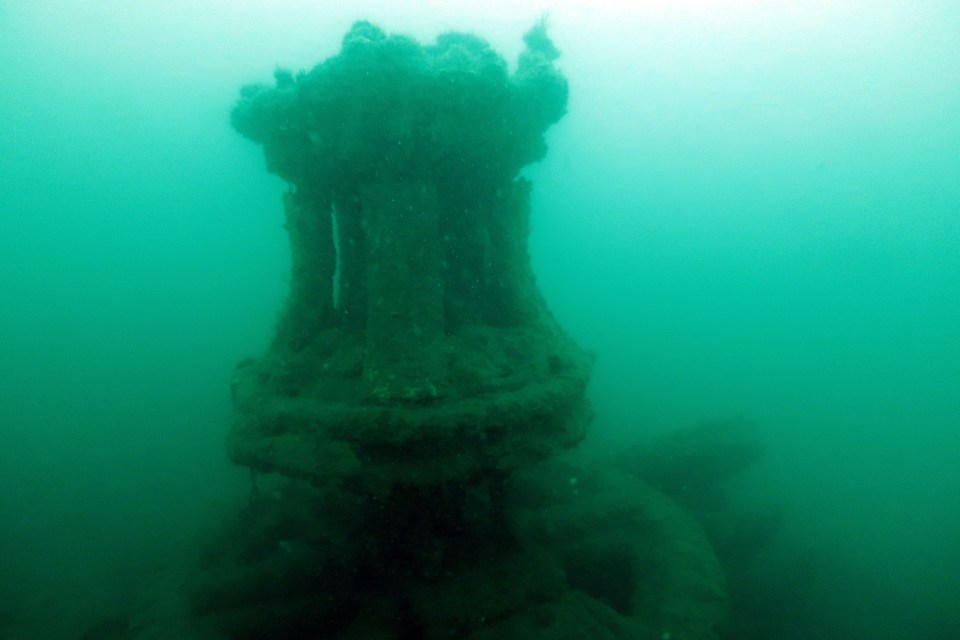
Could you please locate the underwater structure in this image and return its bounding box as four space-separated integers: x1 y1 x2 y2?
158 20 729 640
227 19 592 493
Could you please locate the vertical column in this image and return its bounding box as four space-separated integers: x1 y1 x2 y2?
441 193 491 333
487 178 542 326
333 191 366 332
361 181 446 402
274 190 335 351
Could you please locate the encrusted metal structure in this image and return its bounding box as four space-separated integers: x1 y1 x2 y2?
177 21 730 640
228 20 591 492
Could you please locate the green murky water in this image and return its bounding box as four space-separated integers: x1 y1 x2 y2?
1 2 958 638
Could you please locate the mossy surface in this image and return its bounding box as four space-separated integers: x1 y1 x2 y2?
228 20 590 489
228 319 592 489
231 20 566 189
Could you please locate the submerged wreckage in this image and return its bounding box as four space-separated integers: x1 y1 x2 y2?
119 20 748 640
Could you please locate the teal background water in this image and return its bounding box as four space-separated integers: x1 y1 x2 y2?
1 1 958 637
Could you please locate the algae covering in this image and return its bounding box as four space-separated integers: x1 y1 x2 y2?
111 20 731 640
227 19 592 491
